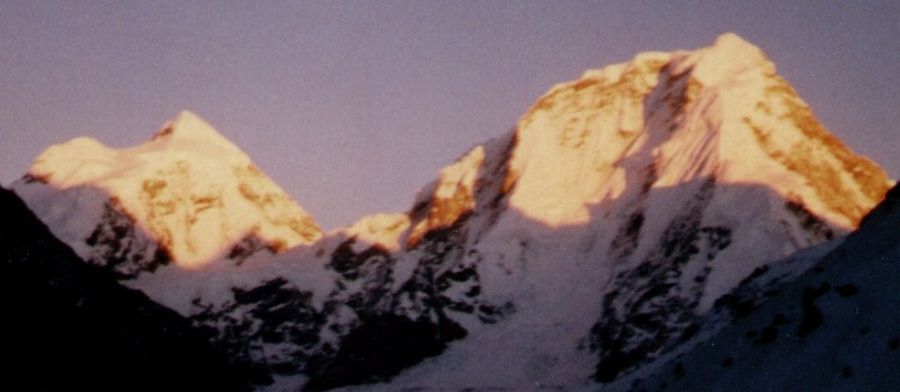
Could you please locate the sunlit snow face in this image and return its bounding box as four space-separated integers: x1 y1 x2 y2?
499 35 888 230
16 111 322 270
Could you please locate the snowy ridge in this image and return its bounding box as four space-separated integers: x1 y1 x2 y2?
12 111 321 275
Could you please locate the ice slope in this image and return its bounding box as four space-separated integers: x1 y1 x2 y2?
629 185 900 392
12 111 321 276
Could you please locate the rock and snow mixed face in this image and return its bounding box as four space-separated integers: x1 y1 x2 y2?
12 111 321 276
628 185 900 392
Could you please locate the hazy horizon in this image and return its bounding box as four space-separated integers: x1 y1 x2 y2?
2 1 897 229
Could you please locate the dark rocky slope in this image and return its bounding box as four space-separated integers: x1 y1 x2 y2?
0 187 255 391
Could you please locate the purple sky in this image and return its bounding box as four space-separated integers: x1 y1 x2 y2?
1 1 898 229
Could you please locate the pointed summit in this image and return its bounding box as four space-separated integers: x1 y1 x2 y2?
13 112 322 275
154 111 219 140
689 32 772 85
150 110 245 157
712 32 756 49
706 32 768 66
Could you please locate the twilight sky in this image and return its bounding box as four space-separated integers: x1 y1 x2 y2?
1 1 897 229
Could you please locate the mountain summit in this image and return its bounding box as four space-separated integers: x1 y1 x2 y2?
151 111 247 153
502 32 887 230
12 111 321 276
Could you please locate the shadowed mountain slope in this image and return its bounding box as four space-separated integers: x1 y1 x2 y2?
0 187 255 391
629 185 900 392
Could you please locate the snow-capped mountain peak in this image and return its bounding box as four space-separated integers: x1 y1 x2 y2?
328 32 892 389
502 32 889 231
13 111 322 275
692 31 770 84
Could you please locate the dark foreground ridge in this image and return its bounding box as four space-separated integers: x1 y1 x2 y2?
0 187 255 392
